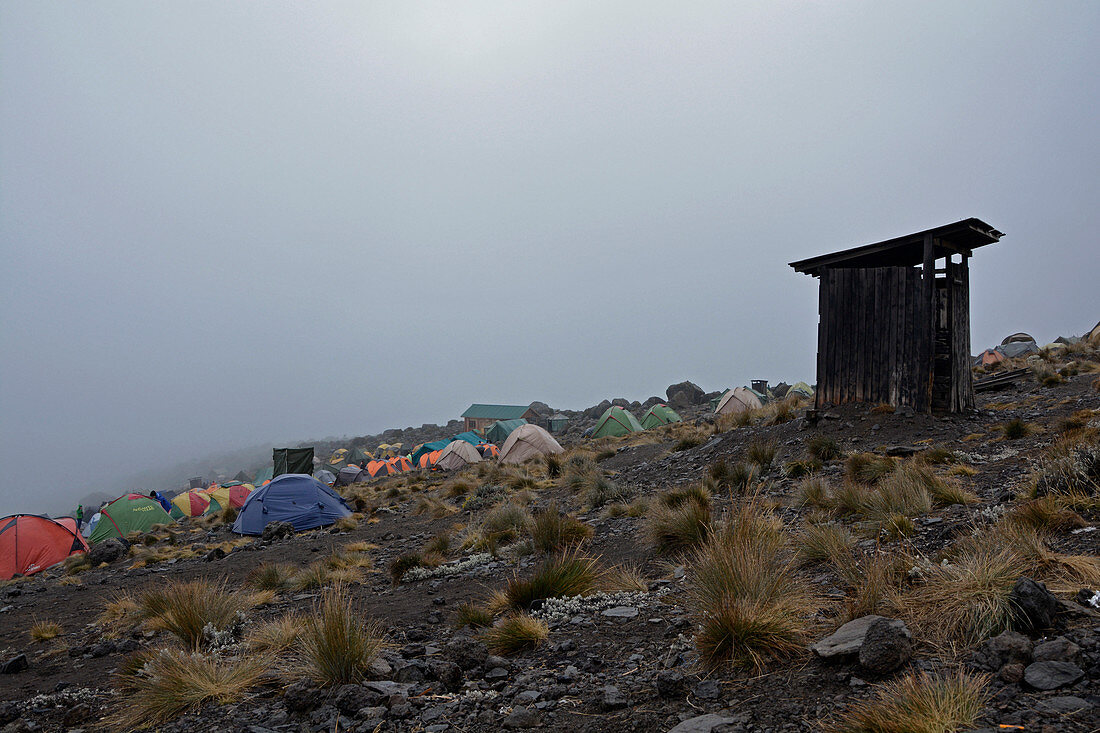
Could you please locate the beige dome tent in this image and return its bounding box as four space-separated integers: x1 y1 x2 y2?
499 424 564 465
1089 321 1100 347
715 386 763 415
435 440 482 470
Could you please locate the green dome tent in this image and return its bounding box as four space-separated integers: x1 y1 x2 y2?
486 419 527 445
90 493 174 543
591 406 643 438
640 404 682 429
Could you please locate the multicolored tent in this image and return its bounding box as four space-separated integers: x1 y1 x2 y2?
0 514 89 579
375 443 403 459
204 484 252 510
254 467 274 486
171 490 212 518
90 494 174 543
478 443 500 459
411 441 450 466
591 406 644 438
232 474 352 535
418 450 443 469
640 404 682 429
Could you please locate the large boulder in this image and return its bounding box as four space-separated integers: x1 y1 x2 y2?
811 615 887 658
261 521 295 542
1023 660 1085 690
1010 577 1060 633
858 617 912 673
87 538 128 565
666 381 705 407
972 630 1033 672
528 401 551 417
585 400 612 420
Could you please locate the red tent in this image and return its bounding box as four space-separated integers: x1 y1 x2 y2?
0 515 89 580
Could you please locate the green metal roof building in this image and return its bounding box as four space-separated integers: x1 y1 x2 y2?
462 403 539 431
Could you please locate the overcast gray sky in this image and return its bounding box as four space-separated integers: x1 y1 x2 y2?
2 2 1097 516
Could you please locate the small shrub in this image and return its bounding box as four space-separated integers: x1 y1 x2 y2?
481 614 548 655
111 650 267 730
828 671 989 733
291 585 386 686
501 552 601 612
806 435 842 462
745 439 778 468
453 603 495 629
29 620 62 642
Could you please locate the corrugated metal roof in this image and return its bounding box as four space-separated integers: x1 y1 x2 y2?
461 404 532 419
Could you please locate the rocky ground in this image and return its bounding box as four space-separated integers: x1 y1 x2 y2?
1 362 1099 733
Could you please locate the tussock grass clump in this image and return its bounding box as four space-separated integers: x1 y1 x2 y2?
836 551 905 620
806 435 842 462
796 524 855 566
603 564 648 592
111 650 268 730
294 561 362 591
389 553 427 586
500 552 601 612
414 496 456 518
140 580 249 650
248 562 298 591
917 446 959 465
481 614 548 655
97 592 143 636
423 532 453 557
863 464 934 519
530 503 593 554
707 459 731 488
687 497 811 669
508 470 541 492
453 603 494 630
246 615 300 654
831 482 869 516
828 671 989 733
595 448 617 462
846 453 897 485
29 620 62 642
797 476 832 508
291 585 386 686
895 546 1024 645
1000 418 1037 440
870 402 895 414
745 439 778 468
64 554 92 575
646 486 712 556
584 474 631 510
1008 496 1086 531
543 453 563 478
783 459 821 478
727 462 760 493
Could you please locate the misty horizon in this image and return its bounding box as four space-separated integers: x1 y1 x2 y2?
3 2 1098 518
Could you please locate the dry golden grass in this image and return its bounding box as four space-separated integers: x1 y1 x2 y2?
481 613 548 655
1008 496 1087 531
603 564 648 592
97 592 143 637
826 671 989 733
500 552 602 612
796 523 855 566
835 550 906 621
646 486 712 556
453 603 495 629
290 585 386 686
140 580 251 650
245 615 300 654
248 562 299 591
110 650 268 731
845 453 897 485
530 503 593 554
29 620 62 642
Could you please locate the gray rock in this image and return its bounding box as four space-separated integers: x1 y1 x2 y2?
1010 577 1060 632
601 685 628 710
1032 636 1081 664
655 670 686 698
502 705 540 729
333 684 373 715
1023 660 1085 690
692 679 720 700
0 654 28 675
444 634 488 671
283 679 320 712
811 615 886 657
972 630 1032 671
666 381 706 406
429 659 463 690
668 713 737 733
87 538 127 565
485 667 509 681
363 680 413 698
1039 696 1091 714
858 617 912 674
261 521 295 541
601 606 639 619
999 662 1025 683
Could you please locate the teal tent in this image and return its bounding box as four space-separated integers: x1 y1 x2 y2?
640 404 682 429
411 440 450 466
453 431 484 446
486 419 527 444
591 407 643 438
254 466 274 485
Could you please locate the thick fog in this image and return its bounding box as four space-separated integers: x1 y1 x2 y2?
1 2 1097 516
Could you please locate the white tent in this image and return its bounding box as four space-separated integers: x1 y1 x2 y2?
715 386 763 415
435 440 483 470
499 424 564 465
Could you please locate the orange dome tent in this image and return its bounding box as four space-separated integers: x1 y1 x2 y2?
1 514 89 580
367 460 397 478
418 450 443 469
388 456 414 473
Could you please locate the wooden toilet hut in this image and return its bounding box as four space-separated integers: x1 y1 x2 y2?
789 218 1003 413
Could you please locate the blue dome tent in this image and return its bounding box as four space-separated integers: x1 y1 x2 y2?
232 474 352 535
